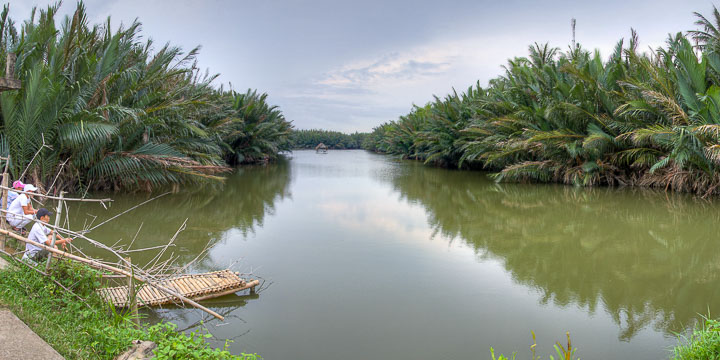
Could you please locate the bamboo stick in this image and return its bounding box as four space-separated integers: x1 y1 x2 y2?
0 185 112 203
191 280 260 301
1 173 7 249
1 156 9 247
0 228 225 321
82 192 169 235
45 192 64 271
126 257 139 326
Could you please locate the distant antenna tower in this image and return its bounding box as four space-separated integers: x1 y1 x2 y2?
571 18 576 50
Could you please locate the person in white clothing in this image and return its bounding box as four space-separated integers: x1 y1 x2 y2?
22 208 72 263
6 184 38 232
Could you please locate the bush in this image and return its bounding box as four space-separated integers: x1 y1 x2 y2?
673 317 720 360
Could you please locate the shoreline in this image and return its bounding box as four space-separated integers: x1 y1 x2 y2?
0 256 261 360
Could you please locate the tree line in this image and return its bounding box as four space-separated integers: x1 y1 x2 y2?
364 7 720 196
291 129 367 149
0 3 292 192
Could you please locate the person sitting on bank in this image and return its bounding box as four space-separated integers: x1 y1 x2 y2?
22 208 72 263
6 180 24 209
6 183 38 233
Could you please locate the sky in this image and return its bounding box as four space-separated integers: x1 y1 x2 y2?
6 0 717 132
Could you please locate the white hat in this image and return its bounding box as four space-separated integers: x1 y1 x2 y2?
24 184 37 192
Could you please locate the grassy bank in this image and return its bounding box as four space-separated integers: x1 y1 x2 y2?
0 257 260 359
672 317 720 360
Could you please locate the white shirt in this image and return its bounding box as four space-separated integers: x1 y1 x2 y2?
26 221 51 257
6 191 18 209
7 193 29 220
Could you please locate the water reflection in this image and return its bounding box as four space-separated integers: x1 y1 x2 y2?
67 159 292 268
387 162 720 340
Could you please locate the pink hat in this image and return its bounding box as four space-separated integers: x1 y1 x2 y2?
12 181 24 190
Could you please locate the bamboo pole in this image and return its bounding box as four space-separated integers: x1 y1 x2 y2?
1 155 9 250
191 280 260 301
0 228 225 321
0 185 112 203
45 192 64 271
126 256 139 326
0 173 7 250
5 53 15 79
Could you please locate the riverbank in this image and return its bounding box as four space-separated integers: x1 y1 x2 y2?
0 256 712 360
363 7 720 198
0 257 260 360
0 3 292 193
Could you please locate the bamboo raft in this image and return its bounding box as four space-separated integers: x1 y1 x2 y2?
98 270 259 308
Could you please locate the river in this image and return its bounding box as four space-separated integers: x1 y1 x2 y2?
66 149 720 359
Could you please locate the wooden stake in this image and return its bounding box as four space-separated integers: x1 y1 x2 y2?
126 256 140 326
0 228 225 321
0 173 7 250
45 192 64 271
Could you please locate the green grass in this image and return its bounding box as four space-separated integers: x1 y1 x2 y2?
0 257 260 359
673 317 720 360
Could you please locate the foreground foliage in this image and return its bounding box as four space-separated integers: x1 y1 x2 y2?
673 318 720 360
365 7 720 196
0 258 260 359
0 3 291 191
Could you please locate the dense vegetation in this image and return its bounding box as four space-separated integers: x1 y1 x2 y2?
0 258 260 359
0 3 292 192
291 129 367 149
364 8 720 196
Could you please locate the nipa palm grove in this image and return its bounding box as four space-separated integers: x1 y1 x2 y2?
10 3 720 197
364 7 720 197
0 3 293 192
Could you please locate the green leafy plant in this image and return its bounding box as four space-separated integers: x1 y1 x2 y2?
673 316 720 359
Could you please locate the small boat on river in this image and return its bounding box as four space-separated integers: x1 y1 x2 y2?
315 143 328 153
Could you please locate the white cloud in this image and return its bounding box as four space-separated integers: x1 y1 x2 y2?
318 52 453 88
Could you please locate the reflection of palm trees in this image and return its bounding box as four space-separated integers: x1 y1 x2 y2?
387 162 720 339
66 160 291 267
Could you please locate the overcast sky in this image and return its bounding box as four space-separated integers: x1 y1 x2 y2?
7 0 717 132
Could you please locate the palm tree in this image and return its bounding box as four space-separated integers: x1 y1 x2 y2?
0 3 292 192
365 7 720 196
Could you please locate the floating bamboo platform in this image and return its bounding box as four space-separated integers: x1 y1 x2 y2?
97 270 259 308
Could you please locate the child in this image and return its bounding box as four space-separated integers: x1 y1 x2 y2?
22 208 72 263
